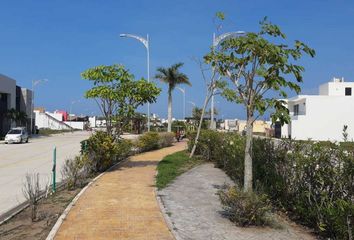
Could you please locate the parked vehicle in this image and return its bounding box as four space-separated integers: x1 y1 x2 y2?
4 127 29 144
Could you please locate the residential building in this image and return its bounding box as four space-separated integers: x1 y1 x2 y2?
277 77 354 141
223 119 271 135
0 74 32 135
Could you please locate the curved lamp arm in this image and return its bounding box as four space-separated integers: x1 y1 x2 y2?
120 33 149 49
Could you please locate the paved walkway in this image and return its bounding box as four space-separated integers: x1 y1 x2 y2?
55 141 187 240
158 163 316 240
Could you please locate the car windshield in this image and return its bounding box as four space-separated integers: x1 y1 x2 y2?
8 129 22 134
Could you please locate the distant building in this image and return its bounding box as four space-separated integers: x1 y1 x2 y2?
222 119 271 135
34 109 88 130
0 74 33 135
224 119 237 131
34 109 73 130
277 77 354 141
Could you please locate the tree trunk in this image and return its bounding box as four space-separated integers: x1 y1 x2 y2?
167 90 172 132
243 111 254 192
189 93 211 158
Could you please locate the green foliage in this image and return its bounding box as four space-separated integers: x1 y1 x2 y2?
137 132 160 152
204 18 315 126
158 132 175 148
136 131 177 153
343 125 349 142
218 185 271 226
155 63 191 91
215 11 225 20
84 131 132 172
155 62 191 132
190 131 354 239
82 64 161 136
39 128 77 136
206 19 315 125
156 151 203 189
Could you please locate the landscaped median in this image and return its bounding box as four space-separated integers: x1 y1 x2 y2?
0 131 177 240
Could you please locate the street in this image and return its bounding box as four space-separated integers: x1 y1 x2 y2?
0 131 91 216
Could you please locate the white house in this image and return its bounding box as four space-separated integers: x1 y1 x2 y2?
34 110 72 130
279 77 354 141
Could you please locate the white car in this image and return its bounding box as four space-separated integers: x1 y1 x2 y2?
5 128 29 144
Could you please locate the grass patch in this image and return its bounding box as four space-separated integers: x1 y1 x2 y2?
156 150 203 189
38 128 79 136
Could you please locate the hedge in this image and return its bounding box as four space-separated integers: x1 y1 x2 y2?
189 130 354 239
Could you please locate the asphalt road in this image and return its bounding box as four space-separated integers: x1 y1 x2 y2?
0 131 91 216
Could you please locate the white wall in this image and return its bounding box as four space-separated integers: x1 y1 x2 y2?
89 116 96 128
35 111 72 130
64 121 85 130
290 96 354 141
319 81 354 96
47 112 63 121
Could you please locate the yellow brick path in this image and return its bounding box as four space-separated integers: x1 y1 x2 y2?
55 141 187 240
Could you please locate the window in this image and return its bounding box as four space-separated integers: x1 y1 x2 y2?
293 104 299 116
345 87 352 96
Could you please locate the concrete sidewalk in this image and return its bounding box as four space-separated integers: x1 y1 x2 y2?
54 141 187 240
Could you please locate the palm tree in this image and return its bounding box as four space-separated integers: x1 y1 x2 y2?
155 63 191 132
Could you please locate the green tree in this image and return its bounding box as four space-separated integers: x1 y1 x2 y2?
205 18 315 192
155 63 191 132
82 64 161 137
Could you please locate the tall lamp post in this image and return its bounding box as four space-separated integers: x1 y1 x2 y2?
31 79 48 134
177 87 185 120
120 33 151 132
210 31 245 130
188 101 196 117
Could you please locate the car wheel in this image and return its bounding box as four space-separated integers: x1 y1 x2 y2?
26 138 29 143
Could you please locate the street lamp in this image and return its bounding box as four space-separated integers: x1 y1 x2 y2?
177 87 185 120
210 31 245 130
120 33 151 131
31 79 48 134
188 101 196 117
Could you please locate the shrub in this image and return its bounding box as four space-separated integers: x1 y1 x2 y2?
84 131 130 172
190 131 354 239
187 130 224 161
22 173 42 222
115 139 133 160
137 132 160 152
61 156 85 190
158 132 175 148
218 185 271 226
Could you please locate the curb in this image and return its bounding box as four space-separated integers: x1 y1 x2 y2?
154 170 182 240
45 158 129 240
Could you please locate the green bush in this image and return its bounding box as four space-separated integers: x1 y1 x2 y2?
158 132 175 148
218 185 271 226
137 132 160 152
190 130 354 239
116 139 133 160
84 131 132 172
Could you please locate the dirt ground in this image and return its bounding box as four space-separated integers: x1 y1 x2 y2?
0 188 80 240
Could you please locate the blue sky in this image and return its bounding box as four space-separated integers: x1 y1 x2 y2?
0 0 353 119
